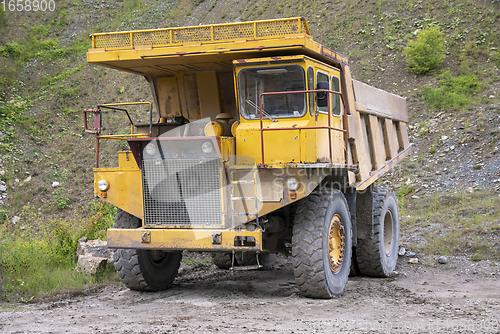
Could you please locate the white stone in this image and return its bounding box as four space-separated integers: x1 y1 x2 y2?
76 256 108 276
398 247 406 256
12 216 20 224
75 238 113 276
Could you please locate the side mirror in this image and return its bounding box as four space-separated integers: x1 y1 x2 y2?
316 81 329 108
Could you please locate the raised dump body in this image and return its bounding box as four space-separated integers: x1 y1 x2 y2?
84 17 411 298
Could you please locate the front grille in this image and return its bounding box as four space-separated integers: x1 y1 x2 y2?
142 158 223 227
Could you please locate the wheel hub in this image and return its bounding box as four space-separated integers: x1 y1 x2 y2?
147 250 170 268
383 210 394 256
328 214 345 274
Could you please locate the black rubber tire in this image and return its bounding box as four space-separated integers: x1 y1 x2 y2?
234 252 277 269
258 253 278 269
291 188 352 298
356 187 400 277
211 253 233 269
349 248 362 277
112 209 182 291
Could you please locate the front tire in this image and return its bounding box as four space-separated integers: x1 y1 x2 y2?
292 188 352 298
112 209 182 291
211 253 233 269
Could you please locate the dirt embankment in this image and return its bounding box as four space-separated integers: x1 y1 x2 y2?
1 254 499 334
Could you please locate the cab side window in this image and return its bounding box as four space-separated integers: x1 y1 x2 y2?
316 71 329 114
331 75 341 116
307 67 314 116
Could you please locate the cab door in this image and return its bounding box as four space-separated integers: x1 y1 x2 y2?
313 69 345 164
330 72 345 164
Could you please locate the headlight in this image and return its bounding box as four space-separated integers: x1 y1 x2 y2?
98 179 109 191
286 177 299 191
145 142 157 156
201 141 213 154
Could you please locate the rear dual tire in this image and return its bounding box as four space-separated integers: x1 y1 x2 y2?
355 187 400 277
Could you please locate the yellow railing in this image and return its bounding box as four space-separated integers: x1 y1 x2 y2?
90 17 310 49
84 102 152 168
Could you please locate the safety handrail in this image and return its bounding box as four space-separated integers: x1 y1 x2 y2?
83 102 152 168
90 17 310 49
258 90 349 167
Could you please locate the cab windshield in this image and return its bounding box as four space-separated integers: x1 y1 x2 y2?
238 65 306 120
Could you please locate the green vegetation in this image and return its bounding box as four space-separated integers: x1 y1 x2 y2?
181 256 212 265
402 190 500 260
421 71 482 111
403 25 446 75
0 202 116 301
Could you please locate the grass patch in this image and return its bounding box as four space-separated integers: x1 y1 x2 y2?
0 202 116 301
403 190 500 259
181 256 212 266
0 25 58 64
421 71 483 111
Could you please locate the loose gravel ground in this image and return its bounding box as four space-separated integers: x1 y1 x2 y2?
1 254 499 333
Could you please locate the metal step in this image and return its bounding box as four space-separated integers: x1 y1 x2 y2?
230 180 255 184
230 265 263 271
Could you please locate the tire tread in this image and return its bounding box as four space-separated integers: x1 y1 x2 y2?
356 187 397 277
291 188 350 298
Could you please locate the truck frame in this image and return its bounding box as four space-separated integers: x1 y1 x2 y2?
84 17 412 298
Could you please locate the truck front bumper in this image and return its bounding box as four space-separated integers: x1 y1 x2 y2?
107 228 263 252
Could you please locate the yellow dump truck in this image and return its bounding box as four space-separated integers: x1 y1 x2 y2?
84 17 411 298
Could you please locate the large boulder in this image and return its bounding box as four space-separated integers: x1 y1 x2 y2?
75 237 113 276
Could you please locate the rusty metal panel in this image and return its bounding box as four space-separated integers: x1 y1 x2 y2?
355 145 413 191
383 119 399 159
196 72 222 119
352 80 408 123
183 74 201 119
155 76 183 118
367 115 387 169
218 72 237 118
397 121 410 150
343 67 372 182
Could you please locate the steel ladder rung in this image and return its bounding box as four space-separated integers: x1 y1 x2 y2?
231 197 257 201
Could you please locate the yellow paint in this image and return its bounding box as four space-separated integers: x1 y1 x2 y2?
86 18 347 77
220 136 234 163
94 167 143 219
107 228 263 251
91 18 310 49
196 72 222 119
118 151 138 168
233 56 345 167
155 76 182 118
